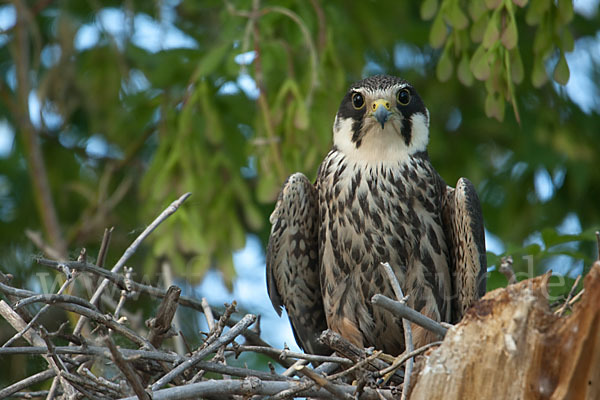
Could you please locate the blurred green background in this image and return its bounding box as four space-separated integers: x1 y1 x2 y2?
0 0 599 390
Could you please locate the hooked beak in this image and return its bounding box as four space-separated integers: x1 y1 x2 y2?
372 99 392 129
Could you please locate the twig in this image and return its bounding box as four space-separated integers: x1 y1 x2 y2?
377 341 443 377
595 231 600 261
201 297 216 331
105 336 150 400
25 230 63 261
13 293 101 313
146 285 181 348
73 192 191 335
318 330 402 382
43 301 152 348
499 256 517 284
379 262 413 400
296 365 353 400
327 350 383 381
556 275 582 316
151 313 257 391
229 345 352 366
282 358 308 377
0 369 56 398
371 294 448 338
36 259 206 313
13 3 67 258
0 300 77 398
123 377 394 400
10 390 51 398
97 227 115 268
3 275 76 348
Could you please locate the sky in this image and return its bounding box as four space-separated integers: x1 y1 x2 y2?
0 1 598 351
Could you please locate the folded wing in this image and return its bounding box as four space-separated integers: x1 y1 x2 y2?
266 173 329 354
442 177 487 322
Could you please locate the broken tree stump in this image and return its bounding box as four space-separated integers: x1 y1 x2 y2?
409 262 600 400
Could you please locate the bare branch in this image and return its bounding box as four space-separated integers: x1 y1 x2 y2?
74 192 191 334
125 377 393 400
371 294 448 338
296 365 353 400
151 313 257 391
380 261 413 400
105 336 150 400
146 285 181 348
0 369 56 398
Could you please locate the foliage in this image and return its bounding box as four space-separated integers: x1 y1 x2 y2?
0 0 598 339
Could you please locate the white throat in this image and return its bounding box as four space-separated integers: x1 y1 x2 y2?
333 111 430 165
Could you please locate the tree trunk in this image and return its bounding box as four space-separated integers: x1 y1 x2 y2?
409 262 600 400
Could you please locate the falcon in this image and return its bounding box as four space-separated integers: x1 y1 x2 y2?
266 75 486 356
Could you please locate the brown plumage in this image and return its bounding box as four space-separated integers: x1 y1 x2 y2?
267 75 486 355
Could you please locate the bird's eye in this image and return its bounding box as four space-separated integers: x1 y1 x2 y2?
397 89 411 106
351 92 365 109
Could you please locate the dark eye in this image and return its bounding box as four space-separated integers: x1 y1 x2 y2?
351 92 365 109
397 89 411 106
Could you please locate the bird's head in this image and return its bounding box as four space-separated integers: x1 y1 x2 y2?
332 75 430 163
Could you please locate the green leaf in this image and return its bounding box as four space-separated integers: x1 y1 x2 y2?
526 0 550 26
533 25 552 56
447 3 469 30
487 270 509 292
510 48 524 84
468 0 488 20
482 14 500 48
294 99 309 130
470 13 489 43
501 17 518 50
457 53 474 86
430 13 448 48
470 45 491 80
532 58 548 87
541 228 597 248
420 0 439 20
553 52 570 85
196 43 231 78
436 47 454 82
560 29 574 52
485 90 505 121
485 0 503 9
557 0 574 25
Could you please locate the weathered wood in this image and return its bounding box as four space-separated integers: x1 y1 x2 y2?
147 285 181 348
409 262 600 400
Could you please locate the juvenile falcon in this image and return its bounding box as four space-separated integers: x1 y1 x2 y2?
267 74 486 355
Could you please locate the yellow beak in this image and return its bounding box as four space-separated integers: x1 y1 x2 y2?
372 99 392 129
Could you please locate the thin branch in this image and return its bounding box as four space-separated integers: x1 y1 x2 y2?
151 313 257 391
230 345 353 366
499 256 517 284
556 275 582 316
0 369 56 398
377 341 443 377
25 230 63 260
105 336 150 400
596 231 600 261
13 293 101 313
12 1 67 257
146 285 181 348
201 297 216 331
296 365 353 400
380 262 413 400
371 294 449 338
3 275 76 348
73 192 191 335
124 377 394 400
97 226 115 268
